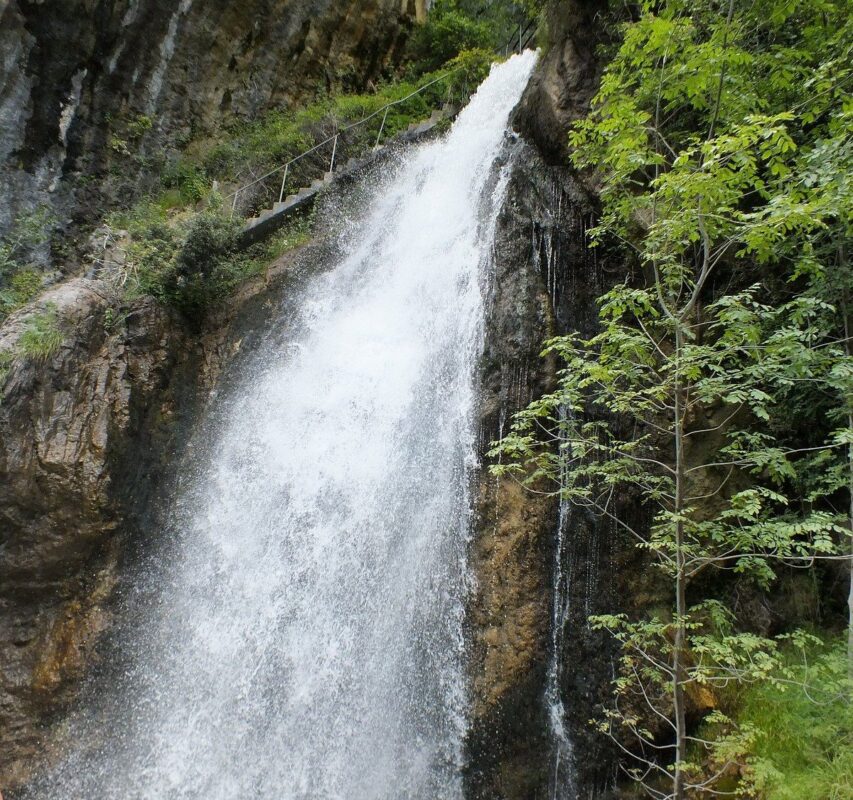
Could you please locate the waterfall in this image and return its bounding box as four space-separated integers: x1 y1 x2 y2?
30 51 537 800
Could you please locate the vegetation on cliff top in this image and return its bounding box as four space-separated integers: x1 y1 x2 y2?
101 202 314 326
81 10 515 323
1 1 532 326
493 0 852 796
0 207 53 320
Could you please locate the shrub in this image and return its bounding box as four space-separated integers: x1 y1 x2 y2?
0 349 12 394
406 0 496 73
444 48 498 104
165 212 243 319
265 209 315 259
112 204 182 301
0 268 42 317
126 113 153 140
0 207 54 320
162 161 211 204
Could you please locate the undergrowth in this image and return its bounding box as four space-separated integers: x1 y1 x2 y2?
0 305 65 404
0 349 12 392
736 640 853 799
0 207 53 321
107 200 315 325
689 637 853 799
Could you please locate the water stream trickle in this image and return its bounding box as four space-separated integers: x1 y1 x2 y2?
31 51 538 800
547 405 577 800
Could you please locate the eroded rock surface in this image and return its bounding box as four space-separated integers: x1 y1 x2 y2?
0 242 331 789
513 0 610 165
466 122 628 797
0 279 189 785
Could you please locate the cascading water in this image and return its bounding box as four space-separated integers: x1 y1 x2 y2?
29 51 537 800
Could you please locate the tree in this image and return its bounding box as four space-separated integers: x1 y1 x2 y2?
492 284 848 798
491 0 853 796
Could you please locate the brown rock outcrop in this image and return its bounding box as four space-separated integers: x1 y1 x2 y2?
0 239 331 789
0 279 193 787
465 121 623 797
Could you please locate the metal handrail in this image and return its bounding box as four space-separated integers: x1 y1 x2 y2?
225 68 459 215
519 20 538 52
503 18 537 57
225 29 539 218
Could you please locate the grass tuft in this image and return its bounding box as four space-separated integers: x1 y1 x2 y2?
18 307 63 362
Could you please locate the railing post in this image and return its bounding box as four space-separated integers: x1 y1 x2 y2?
374 107 389 151
278 162 289 204
228 71 455 216
330 134 338 173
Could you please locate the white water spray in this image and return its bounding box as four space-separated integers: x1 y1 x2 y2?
32 51 537 800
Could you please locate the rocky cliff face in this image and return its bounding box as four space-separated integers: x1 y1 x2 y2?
466 134 626 799
0 239 341 789
513 0 610 165
466 4 633 796
0 1 628 795
0 279 195 787
465 139 561 800
0 0 417 260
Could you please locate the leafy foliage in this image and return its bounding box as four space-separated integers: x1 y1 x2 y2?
569 0 851 289
406 0 495 73
492 281 851 794
492 0 853 795
162 162 211 205
106 201 315 324
406 0 535 73
0 207 53 320
720 640 853 799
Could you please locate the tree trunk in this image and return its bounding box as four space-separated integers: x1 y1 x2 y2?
842 296 853 683
846 403 852 684
673 324 687 800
